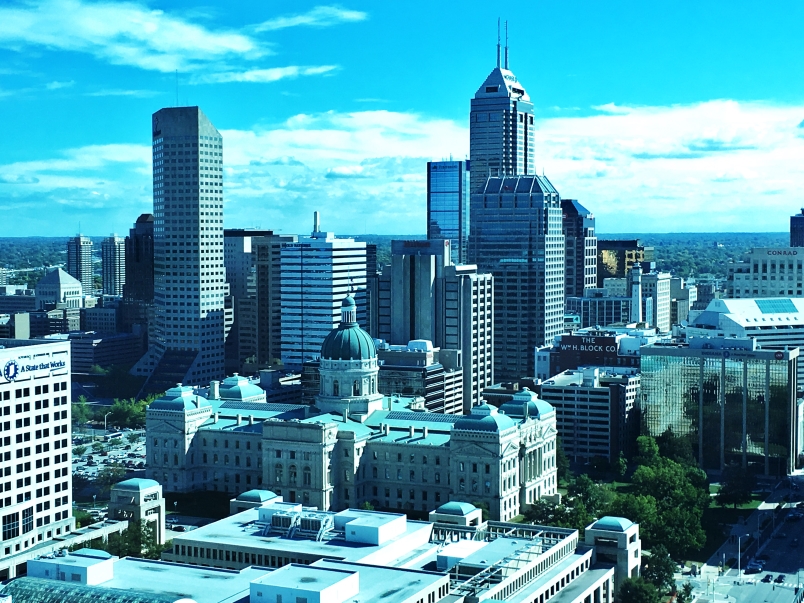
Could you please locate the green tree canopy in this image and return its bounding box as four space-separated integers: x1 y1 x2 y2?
95 463 126 496
716 464 756 508
617 577 660 603
642 544 676 594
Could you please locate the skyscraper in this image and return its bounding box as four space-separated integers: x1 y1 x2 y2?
427 160 470 265
561 199 597 298
101 234 126 296
66 234 93 295
469 176 564 379
468 37 534 194
280 213 366 370
377 240 494 411
132 107 225 392
791 209 804 247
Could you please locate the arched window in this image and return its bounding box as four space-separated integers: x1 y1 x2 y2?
213 454 218 463
303 467 311 486
353 380 359 396
459 478 465 492
371 377 375 393
224 455 229 465
471 480 478 492
275 464 283 483
289 465 297 485
372 466 378 478
333 380 339 396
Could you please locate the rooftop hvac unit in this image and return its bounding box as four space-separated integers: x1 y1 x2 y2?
300 516 323 532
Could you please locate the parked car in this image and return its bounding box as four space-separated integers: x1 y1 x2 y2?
744 563 762 574
173 525 187 532
762 574 774 583
775 574 786 584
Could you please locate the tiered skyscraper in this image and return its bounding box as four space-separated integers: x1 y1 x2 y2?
101 234 126 296
132 107 226 391
66 234 93 295
467 42 565 379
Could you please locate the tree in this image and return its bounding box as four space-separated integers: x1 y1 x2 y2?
676 582 694 603
656 427 695 466
555 436 571 483
567 474 614 517
615 452 628 479
95 463 127 495
471 501 490 521
716 465 756 509
635 436 660 467
617 577 660 603
73 509 95 528
642 544 676 594
91 441 105 453
360 501 374 511
126 432 141 445
72 399 91 425
606 494 658 545
73 445 87 457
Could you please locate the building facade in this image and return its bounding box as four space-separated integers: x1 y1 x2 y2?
66 235 93 296
133 106 226 392
727 247 804 298
0 339 73 579
145 298 558 521
280 214 366 370
35 269 82 311
101 235 125 297
539 367 641 463
596 240 654 287
120 214 154 351
427 160 470 265
562 199 597 298
469 176 564 378
641 337 800 474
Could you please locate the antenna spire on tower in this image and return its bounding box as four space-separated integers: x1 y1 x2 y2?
496 18 501 68
504 21 509 69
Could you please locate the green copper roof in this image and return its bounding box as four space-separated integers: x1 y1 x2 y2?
321 298 376 362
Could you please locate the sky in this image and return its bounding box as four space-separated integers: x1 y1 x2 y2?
1 0 804 237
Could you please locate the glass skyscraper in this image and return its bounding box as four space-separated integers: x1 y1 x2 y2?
133 106 226 391
641 338 800 475
427 160 469 265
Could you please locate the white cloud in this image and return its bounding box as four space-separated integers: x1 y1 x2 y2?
85 88 159 97
535 100 804 232
0 0 264 72
45 80 74 90
6 100 804 237
197 65 338 84
255 5 366 32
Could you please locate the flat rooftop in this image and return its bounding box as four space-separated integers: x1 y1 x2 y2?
168 507 434 564
103 558 269 603
314 559 446 603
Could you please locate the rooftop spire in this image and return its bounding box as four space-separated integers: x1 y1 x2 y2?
496 18 501 68
504 21 509 69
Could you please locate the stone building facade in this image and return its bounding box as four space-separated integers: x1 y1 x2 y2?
145 296 558 521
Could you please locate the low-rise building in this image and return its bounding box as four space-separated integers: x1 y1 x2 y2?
538 367 641 463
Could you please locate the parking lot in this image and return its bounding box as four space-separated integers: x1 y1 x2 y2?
72 430 147 482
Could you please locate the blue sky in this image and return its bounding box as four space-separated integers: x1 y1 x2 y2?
1 0 804 237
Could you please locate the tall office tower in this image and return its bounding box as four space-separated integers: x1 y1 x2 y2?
561 199 597 298
469 42 534 194
469 176 564 379
223 229 277 374
66 235 93 295
132 107 225 392
0 339 73 580
427 160 470 265
791 209 804 247
280 213 366 370
101 234 126 296
377 240 493 411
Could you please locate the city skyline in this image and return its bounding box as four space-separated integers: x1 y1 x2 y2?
2 1 804 237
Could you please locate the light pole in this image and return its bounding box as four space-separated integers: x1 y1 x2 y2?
104 412 112 434
92 494 96 509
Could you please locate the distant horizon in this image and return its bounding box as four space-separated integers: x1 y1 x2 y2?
1 2 803 236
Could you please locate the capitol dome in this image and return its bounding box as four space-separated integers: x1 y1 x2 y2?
320 295 376 362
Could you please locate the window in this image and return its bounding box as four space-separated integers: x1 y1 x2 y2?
303 467 311 486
